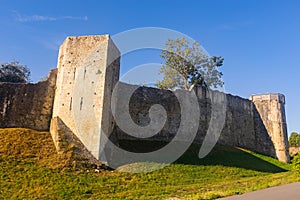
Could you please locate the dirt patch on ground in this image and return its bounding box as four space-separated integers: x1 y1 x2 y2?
0 128 102 172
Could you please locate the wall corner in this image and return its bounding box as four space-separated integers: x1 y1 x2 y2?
250 93 290 163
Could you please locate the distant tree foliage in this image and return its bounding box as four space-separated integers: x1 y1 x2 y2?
289 132 300 147
156 37 224 90
0 61 30 83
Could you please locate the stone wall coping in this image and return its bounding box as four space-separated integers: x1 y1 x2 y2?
250 93 285 104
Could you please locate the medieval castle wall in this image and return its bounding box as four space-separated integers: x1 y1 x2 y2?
250 94 290 162
0 35 290 163
51 35 120 159
0 69 57 130
114 83 288 162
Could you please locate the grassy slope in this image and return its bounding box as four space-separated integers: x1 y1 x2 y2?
0 128 299 200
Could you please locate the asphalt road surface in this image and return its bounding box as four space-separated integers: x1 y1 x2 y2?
219 182 300 200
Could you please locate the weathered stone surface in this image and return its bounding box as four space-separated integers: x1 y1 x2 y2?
50 116 101 166
115 84 280 160
0 69 57 130
49 35 289 163
250 93 290 163
219 93 276 157
0 34 290 164
51 35 120 159
289 147 300 157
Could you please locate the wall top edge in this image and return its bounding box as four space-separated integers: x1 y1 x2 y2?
250 93 285 104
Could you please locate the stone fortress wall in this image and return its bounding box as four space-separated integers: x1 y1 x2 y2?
0 69 57 130
250 94 290 162
51 35 120 159
0 35 290 163
115 83 289 163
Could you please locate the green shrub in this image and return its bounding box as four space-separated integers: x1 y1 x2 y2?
292 153 300 174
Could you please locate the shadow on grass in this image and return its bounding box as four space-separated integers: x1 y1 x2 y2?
118 140 288 173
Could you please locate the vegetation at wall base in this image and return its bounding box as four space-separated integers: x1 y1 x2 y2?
0 128 299 199
292 153 300 174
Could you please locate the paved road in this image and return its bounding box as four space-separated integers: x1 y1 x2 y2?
219 182 300 200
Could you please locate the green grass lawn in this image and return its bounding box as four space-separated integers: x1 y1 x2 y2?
0 128 299 199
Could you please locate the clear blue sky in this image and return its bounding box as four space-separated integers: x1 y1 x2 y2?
0 0 299 134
